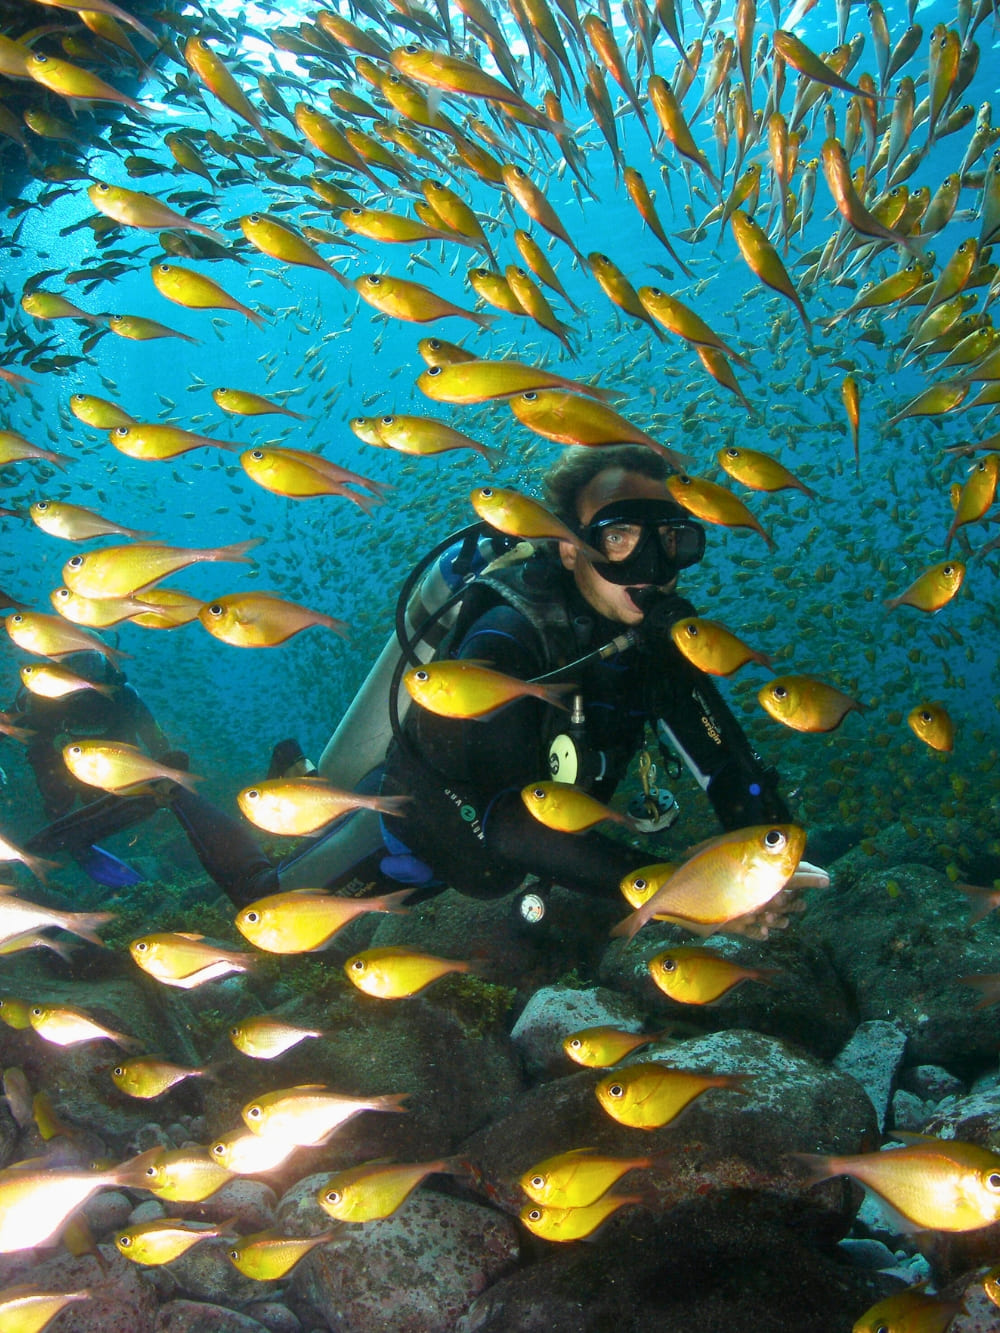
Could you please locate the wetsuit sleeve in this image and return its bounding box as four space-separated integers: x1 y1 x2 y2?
119 685 172 760
639 594 792 830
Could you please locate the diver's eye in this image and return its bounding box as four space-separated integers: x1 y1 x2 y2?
764 829 787 850
521 391 537 401
67 555 84 569
426 365 442 377
244 911 259 924
207 604 224 617
247 1105 261 1119
772 685 788 699
606 1083 624 1099
250 450 264 460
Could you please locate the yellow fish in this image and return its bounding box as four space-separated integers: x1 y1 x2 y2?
615 824 807 940
62 741 199 795
242 1084 408 1146
945 454 999 550
239 213 349 288
115 1217 233 1266
666 474 775 550
0 429 72 471
20 291 103 324
0 1152 156 1252
884 560 966 613
985 1262 1000 1308
25 51 145 113
521 782 634 834
403 660 571 719
28 1003 137 1049
0 895 110 949
344 945 474 998
32 496 150 540
184 35 269 140
151 262 265 329
141 1148 232 1203
596 1061 750 1129
237 778 411 836
366 413 497 463
87 182 223 241
129 932 254 989
19 662 114 700
851 1286 962 1333
5 610 125 663
0 1286 90 1328
111 1056 209 1099
340 206 467 246
318 1157 458 1222
470 485 604 560
235 887 412 954
647 946 779 1005
417 358 614 404
520 1148 654 1211
129 589 205 630
50 587 156 629
758 676 864 733
669 617 772 676
109 423 239 461
354 273 495 328
208 1127 298 1175
67 393 135 430
0 998 32 1030
562 1027 663 1067
416 337 476 367
239 447 385 512
212 388 306 420
796 1138 1000 1231
907 702 955 753
588 253 664 341
519 1192 642 1241
637 289 746 364
509 391 690 471
227 1229 336 1280
716 445 816 498
108 314 198 344
62 538 259 597
198 593 349 648
227 1014 323 1060
729 210 811 332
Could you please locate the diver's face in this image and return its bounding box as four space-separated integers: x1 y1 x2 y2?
558 469 677 625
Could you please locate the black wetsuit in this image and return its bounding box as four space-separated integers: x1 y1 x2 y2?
380 553 790 901
15 683 274 907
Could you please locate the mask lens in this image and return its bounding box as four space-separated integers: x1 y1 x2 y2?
582 500 705 585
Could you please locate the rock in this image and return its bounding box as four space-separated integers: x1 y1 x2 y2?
0 1101 18 1171
166 1240 262 1308
0 1246 158 1332
898 1065 966 1102
460 1028 877 1233
801 862 1000 1067
889 1088 928 1131
275 1173 334 1235
833 1020 908 1130
829 817 1000 884
599 924 855 1061
156 1300 270 1332
510 984 645 1080
287 1192 519 1333
454 1195 900 1333
82 1188 134 1238
836 1238 899 1270
128 1199 169 1225
191 1179 278 1232
242 1302 302 1333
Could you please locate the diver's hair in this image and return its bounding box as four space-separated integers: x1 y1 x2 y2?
542 445 673 529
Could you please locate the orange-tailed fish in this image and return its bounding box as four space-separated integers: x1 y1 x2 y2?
669 616 772 676
62 539 260 598
404 660 571 719
907 702 955 752
237 778 410 837
666 474 775 549
562 1027 662 1067
520 1147 654 1208
130 931 254 988
227 1229 336 1280
184 35 269 140
717 445 816 498
648 945 779 1005
521 782 636 834
884 560 965 612
354 273 495 328
198 593 349 648
758 676 864 733
596 1061 750 1129
841 375 861 475
318 1157 460 1222
469 484 605 559
417 358 616 403
235 886 411 954
62 740 199 795
151 263 265 329
344 945 474 998
501 164 584 263
519 1192 644 1241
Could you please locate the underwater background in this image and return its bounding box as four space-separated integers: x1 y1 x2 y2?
1 0 1000 1328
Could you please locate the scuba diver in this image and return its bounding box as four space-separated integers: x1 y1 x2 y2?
269 443 818 924
12 651 274 905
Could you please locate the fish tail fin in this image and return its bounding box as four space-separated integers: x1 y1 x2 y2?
374 1092 410 1113
609 909 642 940
378 795 415 819
67 909 115 947
24 850 61 883
472 310 499 330
790 1151 835 1185
115 1145 165 1188
244 306 268 330
220 537 263 564
376 886 416 914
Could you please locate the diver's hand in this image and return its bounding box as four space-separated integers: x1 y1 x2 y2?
723 859 829 939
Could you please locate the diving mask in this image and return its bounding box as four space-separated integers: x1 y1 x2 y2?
580 498 705 587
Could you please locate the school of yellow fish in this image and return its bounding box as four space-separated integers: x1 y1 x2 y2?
1 0 1000 1321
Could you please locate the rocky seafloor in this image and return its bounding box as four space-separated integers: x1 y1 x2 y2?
3 817 1000 1332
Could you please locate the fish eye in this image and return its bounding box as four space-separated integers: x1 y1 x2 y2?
213 1143 227 1155
403 44 419 53
480 487 494 497
772 685 787 699
248 213 260 223
365 274 381 286
95 182 110 194
522 391 537 402
529 1174 545 1188
725 448 739 458
684 623 699 637
660 957 677 971
113 1066 124 1076
247 1105 262 1119
426 366 442 377
250 450 264 460
10 613 22 623
532 788 546 799
380 416 394 425
134 940 148 951
677 475 692 486
428 339 441 349
33 52 48 63
987 1172 1000 1191
648 286 663 297
67 555 84 569
228 1248 239 1260
943 565 955 575
414 669 429 681
158 263 171 273
208 604 224 617
633 878 647 891
349 207 363 215
37 500 50 510
114 426 130 437
244 911 259 924
117 1234 131 1246
325 1189 342 1203
350 958 366 972
607 1083 624 1099
67 744 81 756
30 1006 43 1016
527 1208 542 1221
764 829 787 850
919 710 933 722
145 1164 158 1177
512 166 525 178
